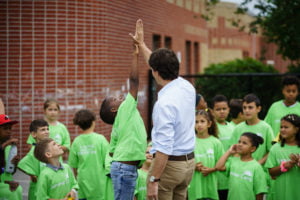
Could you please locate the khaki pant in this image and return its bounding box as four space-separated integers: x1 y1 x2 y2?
148 158 195 200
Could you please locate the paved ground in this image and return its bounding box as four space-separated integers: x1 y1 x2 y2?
13 169 30 200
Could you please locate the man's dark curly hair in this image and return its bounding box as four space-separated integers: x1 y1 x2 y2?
148 48 179 80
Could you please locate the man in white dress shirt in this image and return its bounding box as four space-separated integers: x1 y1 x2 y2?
131 19 196 200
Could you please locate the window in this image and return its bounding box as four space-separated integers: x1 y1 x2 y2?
194 42 199 73
164 36 172 49
152 34 161 50
185 40 191 74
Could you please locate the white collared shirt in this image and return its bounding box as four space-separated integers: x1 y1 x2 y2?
150 77 196 156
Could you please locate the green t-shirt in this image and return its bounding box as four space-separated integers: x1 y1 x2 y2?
17 146 46 200
229 121 239 128
226 157 268 200
36 163 78 199
27 121 71 149
264 143 300 200
264 100 300 136
230 120 274 161
134 169 148 200
216 122 234 190
104 153 114 200
188 136 224 199
0 182 23 200
0 145 23 200
217 122 235 152
109 93 147 166
68 132 109 200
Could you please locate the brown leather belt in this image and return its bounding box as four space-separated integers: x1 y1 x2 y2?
153 152 194 161
118 160 140 166
109 152 140 166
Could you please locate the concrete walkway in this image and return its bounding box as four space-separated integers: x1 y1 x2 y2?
13 169 30 200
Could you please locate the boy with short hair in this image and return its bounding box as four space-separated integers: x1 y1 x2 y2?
99 43 147 199
0 114 22 200
229 98 245 127
264 75 300 140
212 94 235 200
69 109 109 200
212 94 235 150
17 119 49 200
34 138 78 199
230 93 274 165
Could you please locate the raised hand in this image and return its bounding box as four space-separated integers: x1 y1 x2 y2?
229 144 238 154
4 180 19 192
129 19 144 46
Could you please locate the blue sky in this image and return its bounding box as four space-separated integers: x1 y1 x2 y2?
221 0 259 15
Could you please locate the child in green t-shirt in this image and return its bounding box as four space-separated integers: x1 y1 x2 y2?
196 93 207 111
134 143 153 200
17 119 49 200
265 114 300 200
27 99 71 161
211 94 235 200
34 138 78 199
0 114 22 200
216 132 268 200
69 109 109 200
188 109 224 200
264 76 300 141
104 153 114 200
229 98 245 127
231 94 274 165
99 40 147 199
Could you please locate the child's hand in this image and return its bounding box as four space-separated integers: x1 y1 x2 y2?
195 162 203 172
289 153 300 167
201 166 216 176
30 175 37 183
11 155 20 166
64 189 76 200
229 144 238 154
4 180 19 192
1 138 18 149
129 19 144 45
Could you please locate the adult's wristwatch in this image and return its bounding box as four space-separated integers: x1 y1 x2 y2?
149 175 160 182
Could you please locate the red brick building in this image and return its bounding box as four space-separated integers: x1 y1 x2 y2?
0 0 289 156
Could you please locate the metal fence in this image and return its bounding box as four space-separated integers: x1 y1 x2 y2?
148 72 300 133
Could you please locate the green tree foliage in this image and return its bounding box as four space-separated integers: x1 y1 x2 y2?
195 58 281 118
204 0 300 64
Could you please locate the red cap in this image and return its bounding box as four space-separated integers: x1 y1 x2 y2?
0 114 18 126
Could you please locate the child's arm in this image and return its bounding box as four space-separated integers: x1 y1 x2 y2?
215 144 237 171
200 166 217 176
258 153 269 165
72 168 78 178
1 138 18 149
64 188 77 200
3 180 19 192
130 19 152 65
0 97 4 114
129 44 139 100
256 193 264 200
268 159 296 177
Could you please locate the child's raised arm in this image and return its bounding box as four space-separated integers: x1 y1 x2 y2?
215 144 237 171
129 44 139 100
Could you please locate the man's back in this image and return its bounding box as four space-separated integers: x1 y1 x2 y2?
151 77 195 155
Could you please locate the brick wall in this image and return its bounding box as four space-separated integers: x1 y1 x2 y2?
0 0 289 157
